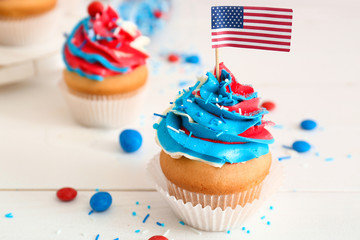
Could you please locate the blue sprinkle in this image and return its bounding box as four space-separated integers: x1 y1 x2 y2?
5 213 13 218
116 43 121 49
246 230 250 234
156 222 165 227
315 152 320 157
242 227 246 231
278 156 291 161
300 119 317 130
132 212 136 216
273 125 284 129
95 188 99 192
135 230 140 233
227 230 231 234
267 221 271 225
147 205 151 209
114 238 119 240
170 102 174 104
269 206 274 210
79 40 88 49
143 214 150 223
179 221 185 226
261 216 266 220
325 157 334 162
185 55 200 64
63 32 69 39
95 234 100 240
292 141 311 153
178 80 192 87
88 210 94 215
219 114 226 123
347 154 352 159
136 201 139 205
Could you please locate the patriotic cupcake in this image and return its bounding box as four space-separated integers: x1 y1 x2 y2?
149 63 282 231
0 0 59 46
61 1 150 128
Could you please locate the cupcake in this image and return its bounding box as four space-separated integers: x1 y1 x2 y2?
0 0 59 46
61 1 150 128
150 63 281 231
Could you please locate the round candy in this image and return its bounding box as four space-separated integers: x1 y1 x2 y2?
292 140 311 153
90 192 112 212
185 55 200 64
119 129 143 153
154 10 163 18
168 54 180 63
57 187 77 202
148 236 168 240
88 1 104 18
300 119 317 130
261 101 276 111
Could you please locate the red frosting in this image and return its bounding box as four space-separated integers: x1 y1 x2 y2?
64 3 148 78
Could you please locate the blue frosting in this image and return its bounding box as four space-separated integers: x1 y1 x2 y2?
155 70 273 166
63 18 129 81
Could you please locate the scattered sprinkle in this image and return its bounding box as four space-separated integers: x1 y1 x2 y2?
135 230 141 233
282 145 293 150
278 156 291 161
227 230 231 234
143 214 150 223
267 221 271 225
347 154 352 159
95 188 99 192
167 125 180 133
154 113 167 118
114 238 119 240
179 221 185 226
5 213 13 218
88 210 94 215
325 157 334 162
273 125 284 129
156 222 165 227
95 234 100 240
242 227 246 231
261 216 266 220
132 212 137 216
246 230 250 234
178 80 192 87
147 205 151 209
270 206 274 210
315 152 320 157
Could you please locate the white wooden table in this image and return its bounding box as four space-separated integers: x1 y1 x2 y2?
0 0 359 239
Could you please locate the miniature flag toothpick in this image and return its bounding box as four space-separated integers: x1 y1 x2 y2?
211 6 293 52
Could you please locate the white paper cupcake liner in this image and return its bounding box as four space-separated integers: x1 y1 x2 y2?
0 7 60 46
59 81 147 128
148 153 283 232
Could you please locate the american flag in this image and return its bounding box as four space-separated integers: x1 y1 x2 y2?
211 6 293 52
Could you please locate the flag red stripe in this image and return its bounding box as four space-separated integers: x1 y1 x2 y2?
243 6 293 13
244 25 292 33
244 19 292 26
212 31 291 39
244 12 293 19
212 43 290 52
212 37 291 46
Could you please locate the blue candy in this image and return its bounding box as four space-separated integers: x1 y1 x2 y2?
300 119 317 130
185 55 200 64
119 129 143 153
292 141 311 153
90 192 112 212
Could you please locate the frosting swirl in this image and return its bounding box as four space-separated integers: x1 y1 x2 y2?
154 63 274 167
63 3 149 81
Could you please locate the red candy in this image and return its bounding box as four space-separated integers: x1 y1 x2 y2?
148 236 168 240
56 187 77 202
168 54 180 62
154 10 163 18
88 1 104 18
261 101 276 111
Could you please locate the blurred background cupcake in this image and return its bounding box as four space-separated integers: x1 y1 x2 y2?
61 1 150 128
0 0 60 46
150 63 282 231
